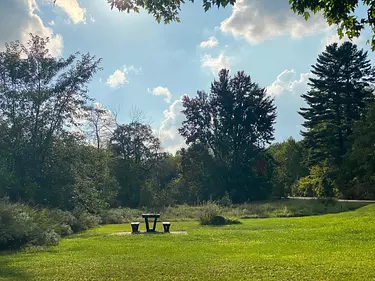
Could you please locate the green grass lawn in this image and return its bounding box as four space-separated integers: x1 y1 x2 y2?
1 205 375 281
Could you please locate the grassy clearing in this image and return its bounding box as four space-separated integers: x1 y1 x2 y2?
1 204 375 281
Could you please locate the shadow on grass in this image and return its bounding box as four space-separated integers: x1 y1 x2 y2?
202 218 242 227
0 253 31 281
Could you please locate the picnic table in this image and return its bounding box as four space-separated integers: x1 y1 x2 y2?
142 213 160 232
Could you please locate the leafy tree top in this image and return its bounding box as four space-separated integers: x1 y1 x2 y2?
179 69 276 163
290 0 375 51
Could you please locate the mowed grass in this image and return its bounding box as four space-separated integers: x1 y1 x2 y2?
1 205 375 281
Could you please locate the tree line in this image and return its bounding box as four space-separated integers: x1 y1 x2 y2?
1 35 375 218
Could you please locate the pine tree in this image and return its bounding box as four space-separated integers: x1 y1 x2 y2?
300 42 374 166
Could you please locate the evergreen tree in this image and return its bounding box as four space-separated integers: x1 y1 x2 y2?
300 42 374 166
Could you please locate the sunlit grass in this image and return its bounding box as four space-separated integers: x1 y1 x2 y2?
1 205 375 280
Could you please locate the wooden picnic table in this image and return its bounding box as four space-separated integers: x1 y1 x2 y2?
142 213 160 232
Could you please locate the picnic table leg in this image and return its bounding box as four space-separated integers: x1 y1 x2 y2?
145 217 150 232
152 217 158 232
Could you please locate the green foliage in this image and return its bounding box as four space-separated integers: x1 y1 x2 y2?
110 122 167 208
216 191 232 207
343 103 375 199
105 0 235 24
294 161 339 198
0 200 61 249
198 201 221 225
0 35 118 214
298 42 375 199
300 42 374 167
70 145 119 213
290 0 375 51
101 208 141 224
170 199 367 220
267 138 308 197
48 209 76 236
179 144 218 204
180 70 276 202
209 215 226 225
72 210 101 232
0 199 105 249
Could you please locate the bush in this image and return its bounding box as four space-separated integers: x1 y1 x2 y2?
0 200 59 249
101 208 140 224
198 202 220 225
48 209 76 236
210 215 226 225
72 211 100 232
293 161 339 198
38 230 60 246
0 200 102 249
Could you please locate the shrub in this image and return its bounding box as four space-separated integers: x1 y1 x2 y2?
0 200 103 249
0 200 60 249
294 161 339 198
101 208 140 224
198 202 220 225
48 209 76 236
72 211 100 232
210 215 226 225
101 208 127 224
38 230 60 246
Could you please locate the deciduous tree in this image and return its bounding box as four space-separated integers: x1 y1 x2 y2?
179 69 276 202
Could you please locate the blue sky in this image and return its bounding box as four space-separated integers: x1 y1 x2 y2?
1 0 374 153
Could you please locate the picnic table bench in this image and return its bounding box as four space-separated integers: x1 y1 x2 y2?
142 213 160 232
130 214 171 233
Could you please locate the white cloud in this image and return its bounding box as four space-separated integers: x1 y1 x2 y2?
290 72 314 93
106 66 140 88
54 0 86 24
267 70 312 141
0 0 63 57
267 69 313 97
220 0 327 44
149 86 172 103
159 96 187 154
200 36 219 48
107 69 128 88
201 52 231 75
49 20 55 26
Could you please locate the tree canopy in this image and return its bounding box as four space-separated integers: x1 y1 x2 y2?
290 0 375 51
179 69 276 201
300 41 374 166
